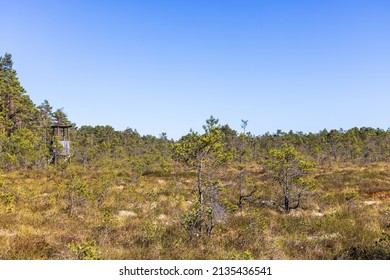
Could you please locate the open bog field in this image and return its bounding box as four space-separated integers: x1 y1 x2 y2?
1 162 389 260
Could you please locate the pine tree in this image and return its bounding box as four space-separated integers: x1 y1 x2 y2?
174 116 233 236
0 53 39 137
265 144 316 212
0 53 44 169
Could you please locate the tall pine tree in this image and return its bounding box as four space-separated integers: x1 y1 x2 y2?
0 53 44 169
0 53 39 136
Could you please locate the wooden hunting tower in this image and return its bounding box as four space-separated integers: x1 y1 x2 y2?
50 124 72 164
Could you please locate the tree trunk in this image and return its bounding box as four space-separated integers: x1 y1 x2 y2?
284 175 290 212
197 162 203 205
197 161 204 233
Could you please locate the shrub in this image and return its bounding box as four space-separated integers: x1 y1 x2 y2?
68 240 102 260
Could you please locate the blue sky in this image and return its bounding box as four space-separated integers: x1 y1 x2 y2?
2 0 389 139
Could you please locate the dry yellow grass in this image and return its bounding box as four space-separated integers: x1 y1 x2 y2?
0 162 389 259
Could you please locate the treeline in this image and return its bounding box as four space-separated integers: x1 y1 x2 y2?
1 53 390 172
70 123 390 169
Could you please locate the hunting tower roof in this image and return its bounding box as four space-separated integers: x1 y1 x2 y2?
50 124 72 128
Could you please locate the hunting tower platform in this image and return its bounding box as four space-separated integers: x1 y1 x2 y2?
50 124 72 164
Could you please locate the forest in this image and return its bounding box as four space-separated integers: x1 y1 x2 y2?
1 53 389 259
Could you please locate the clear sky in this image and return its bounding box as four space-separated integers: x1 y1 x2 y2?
2 0 389 139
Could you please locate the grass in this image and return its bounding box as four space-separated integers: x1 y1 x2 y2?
0 162 389 259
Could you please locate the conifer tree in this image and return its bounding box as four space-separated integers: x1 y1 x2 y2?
0 53 43 169
0 53 39 137
265 144 316 212
174 116 232 236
